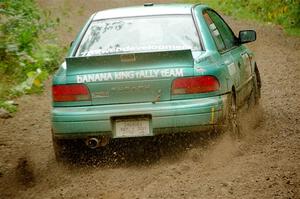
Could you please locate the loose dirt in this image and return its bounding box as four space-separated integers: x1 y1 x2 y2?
1 1 299 199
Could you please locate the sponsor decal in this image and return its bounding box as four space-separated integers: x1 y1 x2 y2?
227 63 236 76
212 29 220 36
195 67 206 73
241 53 251 74
79 45 190 57
77 68 184 83
209 23 217 31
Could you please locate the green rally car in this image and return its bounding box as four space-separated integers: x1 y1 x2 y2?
51 3 261 159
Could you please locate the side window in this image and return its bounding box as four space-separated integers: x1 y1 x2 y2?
207 10 237 50
203 12 226 51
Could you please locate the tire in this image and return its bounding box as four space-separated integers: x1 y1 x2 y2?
248 70 261 109
227 92 241 138
52 131 78 162
52 135 68 161
255 67 262 99
246 69 263 129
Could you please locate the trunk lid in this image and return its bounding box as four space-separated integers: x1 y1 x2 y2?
65 50 194 105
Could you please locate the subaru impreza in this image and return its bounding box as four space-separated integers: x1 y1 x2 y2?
51 3 261 160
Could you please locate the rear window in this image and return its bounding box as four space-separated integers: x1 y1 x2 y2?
75 15 201 57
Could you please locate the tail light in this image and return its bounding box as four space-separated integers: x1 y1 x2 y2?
52 84 91 102
172 76 219 95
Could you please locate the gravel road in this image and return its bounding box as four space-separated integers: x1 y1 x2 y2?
0 1 299 198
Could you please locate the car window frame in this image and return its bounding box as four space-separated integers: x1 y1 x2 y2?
202 9 239 54
202 10 226 52
192 5 206 51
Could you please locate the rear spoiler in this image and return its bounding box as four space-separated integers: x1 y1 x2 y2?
65 50 194 75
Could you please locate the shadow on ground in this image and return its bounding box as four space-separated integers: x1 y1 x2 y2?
60 131 220 168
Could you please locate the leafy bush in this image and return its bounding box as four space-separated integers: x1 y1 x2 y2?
219 0 299 28
185 0 300 35
0 0 62 111
0 100 17 113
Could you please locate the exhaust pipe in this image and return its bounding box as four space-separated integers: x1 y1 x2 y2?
85 137 110 149
86 137 99 149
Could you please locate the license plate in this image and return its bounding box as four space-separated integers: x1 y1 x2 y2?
114 118 151 138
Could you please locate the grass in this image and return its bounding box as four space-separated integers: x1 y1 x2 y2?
183 0 300 36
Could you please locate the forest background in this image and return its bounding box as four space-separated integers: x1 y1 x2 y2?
0 0 299 113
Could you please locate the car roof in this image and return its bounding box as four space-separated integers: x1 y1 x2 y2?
93 3 208 20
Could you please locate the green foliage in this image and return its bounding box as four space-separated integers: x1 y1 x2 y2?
0 100 17 113
185 0 300 35
11 68 49 96
0 0 62 112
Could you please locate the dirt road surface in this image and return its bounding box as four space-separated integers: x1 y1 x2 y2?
1 1 300 198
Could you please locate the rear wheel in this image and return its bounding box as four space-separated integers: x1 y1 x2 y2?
52 131 79 162
52 135 69 161
227 92 241 138
248 71 261 108
246 68 263 129
255 67 262 99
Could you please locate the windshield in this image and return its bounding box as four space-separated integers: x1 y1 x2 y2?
75 15 201 57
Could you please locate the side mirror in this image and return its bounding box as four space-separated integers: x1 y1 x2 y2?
239 30 256 44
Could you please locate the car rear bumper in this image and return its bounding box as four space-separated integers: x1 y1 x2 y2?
52 94 229 138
